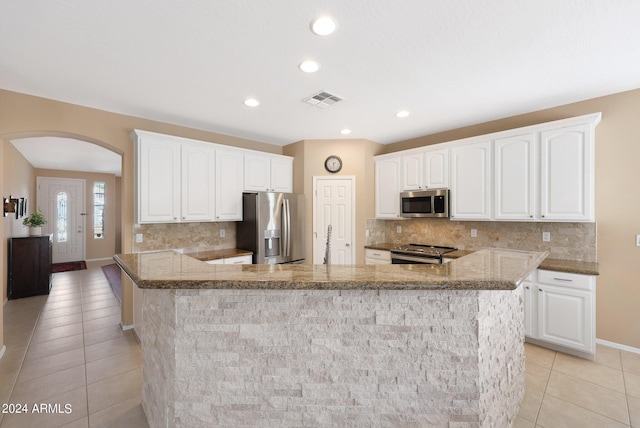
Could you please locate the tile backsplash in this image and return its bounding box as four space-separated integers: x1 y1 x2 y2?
366 218 597 262
132 222 237 253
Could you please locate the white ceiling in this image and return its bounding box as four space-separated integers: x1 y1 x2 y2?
11 137 122 176
2 0 640 149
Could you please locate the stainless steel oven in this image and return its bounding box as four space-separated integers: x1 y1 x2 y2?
391 244 457 264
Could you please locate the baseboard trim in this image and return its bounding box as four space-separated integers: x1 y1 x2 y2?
0 345 6 361
525 337 595 361
121 323 135 331
596 338 640 355
86 257 115 262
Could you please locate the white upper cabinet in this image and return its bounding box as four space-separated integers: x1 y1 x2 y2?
244 154 270 191
401 153 424 190
450 141 492 220
270 156 294 193
540 124 594 221
133 130 293 224
244 153 293 193
135 135 216 224
375 113 600 223
401 148 449 191
135 134 181 223
494 133 536 220
134 130 294 224
424 148 449 188
181 141 216 222
375 156 401 219
215 149 244 221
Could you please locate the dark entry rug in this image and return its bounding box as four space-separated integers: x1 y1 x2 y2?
101 263 122 302
51 261 87 273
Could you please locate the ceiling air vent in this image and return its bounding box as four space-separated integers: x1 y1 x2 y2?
303 91 343 109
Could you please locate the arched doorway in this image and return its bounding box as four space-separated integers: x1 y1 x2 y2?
6 132 124 260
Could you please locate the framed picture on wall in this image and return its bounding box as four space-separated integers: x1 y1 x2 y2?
19 198 26 218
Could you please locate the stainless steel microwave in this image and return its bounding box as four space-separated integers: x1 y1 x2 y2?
400 189 449 218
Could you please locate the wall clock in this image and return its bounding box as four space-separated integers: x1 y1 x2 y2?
324 155 342 173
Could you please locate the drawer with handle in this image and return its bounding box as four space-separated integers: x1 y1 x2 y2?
537 269 594 291
365 249 391 262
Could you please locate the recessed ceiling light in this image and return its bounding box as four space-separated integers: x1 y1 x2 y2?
299 61 320 73
340 129 352 135
310 16 337 36
395 110 410 118
244 98 260 107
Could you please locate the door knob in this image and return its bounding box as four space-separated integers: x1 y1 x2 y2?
346 243 351 247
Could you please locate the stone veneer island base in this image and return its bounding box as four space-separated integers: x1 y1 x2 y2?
115 249 546 427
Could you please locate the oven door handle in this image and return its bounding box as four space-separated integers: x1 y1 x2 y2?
391 253 441 264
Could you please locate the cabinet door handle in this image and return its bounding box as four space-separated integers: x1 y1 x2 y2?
525 286 530 290
538 288 543 292
553 277 573 282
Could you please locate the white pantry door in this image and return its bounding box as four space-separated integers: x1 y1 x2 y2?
313 176 355 264
37 177 86 263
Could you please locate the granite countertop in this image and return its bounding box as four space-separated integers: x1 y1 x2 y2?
366 243 599 275
444 249 475 259
364 243 397 251
183 248 252 262
537 258 599 276
114 248 547 291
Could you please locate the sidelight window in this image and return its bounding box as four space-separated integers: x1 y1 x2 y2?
93 182 105 239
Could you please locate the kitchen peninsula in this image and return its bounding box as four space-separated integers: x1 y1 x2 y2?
115 248 546 427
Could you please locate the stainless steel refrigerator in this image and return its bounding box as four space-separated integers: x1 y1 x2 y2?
237 192 305 264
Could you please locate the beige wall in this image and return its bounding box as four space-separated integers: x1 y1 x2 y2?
0 142 3 349
283 139 385 264
1 142 37 351
0 89 281 349
383 88 640 349
2 143 37 305
33 169 118 260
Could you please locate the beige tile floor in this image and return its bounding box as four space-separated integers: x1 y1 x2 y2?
516 342 640 427
0 260 148 428
2 260 640 427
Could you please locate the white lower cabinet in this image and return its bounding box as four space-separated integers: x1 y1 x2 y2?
522 274 536 338
365 249 391 265
524 269 596 357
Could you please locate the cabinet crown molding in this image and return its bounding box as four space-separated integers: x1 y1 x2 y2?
130 129 293 161
375 112 602 159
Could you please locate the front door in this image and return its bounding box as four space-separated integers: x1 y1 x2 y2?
313 176 355 264
37 177 86 263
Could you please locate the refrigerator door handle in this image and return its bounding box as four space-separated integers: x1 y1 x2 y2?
281 199 288 257
285 199 291 257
